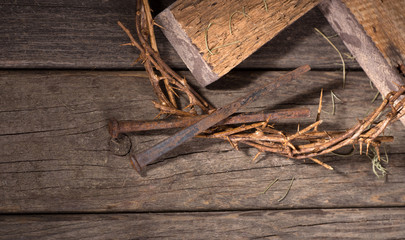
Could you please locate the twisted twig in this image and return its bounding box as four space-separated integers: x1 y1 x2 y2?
118 0 214 118
199 86 404 170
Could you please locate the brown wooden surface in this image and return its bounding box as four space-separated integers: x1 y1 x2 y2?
0 1 360 70
1 1 405 238
319 0 405 126
157 0 321 85
342 0 405 69
1 70 405 214
2 208 405 239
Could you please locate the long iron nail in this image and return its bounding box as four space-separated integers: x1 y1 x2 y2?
130 65 311 174
108 108 311 138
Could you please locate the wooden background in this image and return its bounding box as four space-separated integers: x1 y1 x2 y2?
1 1 405 239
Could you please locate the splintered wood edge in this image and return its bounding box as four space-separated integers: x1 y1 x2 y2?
319 0 405 126
155 7 219 87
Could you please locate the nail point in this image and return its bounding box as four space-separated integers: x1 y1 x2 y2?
130 154 144 174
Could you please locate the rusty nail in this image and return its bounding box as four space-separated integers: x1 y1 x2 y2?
108 108 311 138
130 65 311 174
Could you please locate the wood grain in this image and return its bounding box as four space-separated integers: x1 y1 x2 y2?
319 0 405 125
158 0 321 85
1 70 404 213
342 0 405 69
1 208 405 239
2 1 405 238
0 1 359 70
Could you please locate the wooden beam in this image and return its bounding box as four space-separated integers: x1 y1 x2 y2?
342 0 405 70
156 0 321 86
318 0 405 125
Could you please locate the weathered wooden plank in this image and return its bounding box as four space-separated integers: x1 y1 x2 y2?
319 0 405 125
1 70 404 213
1 208 405 239
156 0 321 85
0 1 359 70
342 0 405 70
